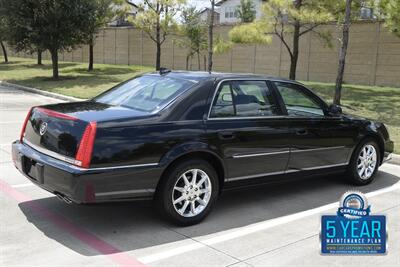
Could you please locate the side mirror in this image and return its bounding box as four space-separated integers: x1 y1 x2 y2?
328 104 342 115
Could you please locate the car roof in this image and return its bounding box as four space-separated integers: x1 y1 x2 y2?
145 70 303 85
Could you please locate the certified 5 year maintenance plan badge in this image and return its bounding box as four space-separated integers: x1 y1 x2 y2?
320 191 387 254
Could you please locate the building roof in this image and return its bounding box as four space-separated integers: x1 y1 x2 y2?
199 7 220 15
216 0 267 7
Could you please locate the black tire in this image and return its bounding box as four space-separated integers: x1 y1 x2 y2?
155 159 219 226
347 139 380 185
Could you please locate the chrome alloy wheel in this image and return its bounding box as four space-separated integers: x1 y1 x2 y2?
172 169 212 217
357 144 377 180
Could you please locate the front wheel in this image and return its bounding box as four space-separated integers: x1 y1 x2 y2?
348 140 380 185
156 159 219 226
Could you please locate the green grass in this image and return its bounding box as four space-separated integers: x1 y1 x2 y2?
0 57 398 153
0 57 153 99
303 81 400 153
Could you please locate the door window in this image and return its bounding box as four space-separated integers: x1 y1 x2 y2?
210 80 280 118
274 82 324 117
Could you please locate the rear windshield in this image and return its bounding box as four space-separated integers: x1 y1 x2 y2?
94 75 195 112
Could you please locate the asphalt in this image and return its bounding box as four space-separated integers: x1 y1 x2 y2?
1 85 399 267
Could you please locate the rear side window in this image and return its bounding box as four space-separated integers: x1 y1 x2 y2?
94 75 195 112
210 80 280 118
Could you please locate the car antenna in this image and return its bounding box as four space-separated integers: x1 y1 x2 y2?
159 67 171 75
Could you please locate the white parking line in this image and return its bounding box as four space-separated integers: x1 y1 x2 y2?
138 180 400 264
11 183 34 188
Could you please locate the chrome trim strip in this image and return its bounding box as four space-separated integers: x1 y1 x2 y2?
208 116 287 121
233 150 290 158
95 189 155 197
227 171 285 182
23 138 76 164
226 162 348 182
300 162 348 171
88 163 159 171
23 138 159 171
291 146 346 153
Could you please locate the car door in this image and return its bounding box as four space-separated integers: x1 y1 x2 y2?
272 81 355 172
205 79 292 182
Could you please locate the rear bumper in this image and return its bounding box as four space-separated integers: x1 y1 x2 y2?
12 140 162 203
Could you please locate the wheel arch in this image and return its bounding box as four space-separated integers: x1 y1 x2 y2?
355 133 385 165
156 146 226 196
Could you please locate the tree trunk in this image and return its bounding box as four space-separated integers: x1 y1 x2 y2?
37 49 42 65
207 0 215 73
50 49 59 79
197 51 201 70
155 3 161 71
204 55 207 71
88 37 94 71
289 21 300 80
0 41 8 63
186 54 190 70
334 0 352 105
156 42 161 71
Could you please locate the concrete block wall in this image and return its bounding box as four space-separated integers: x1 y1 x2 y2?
6 21 400 87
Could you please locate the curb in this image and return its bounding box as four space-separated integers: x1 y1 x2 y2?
388 153 400 166
0 81 85 102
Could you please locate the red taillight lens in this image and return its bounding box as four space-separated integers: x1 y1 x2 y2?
75 122 97 168
20 107 33 142
36 107 78 121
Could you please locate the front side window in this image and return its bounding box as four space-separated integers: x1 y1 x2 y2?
210 80 280 118
274 82 324 117
94 75 195 112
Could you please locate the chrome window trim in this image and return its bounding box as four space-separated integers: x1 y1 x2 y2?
23 138 158 171
206 78 332 121
226 162 348 182
232 150 290 158
207 78 283 120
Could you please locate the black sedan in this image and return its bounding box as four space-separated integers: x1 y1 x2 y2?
12 71 394 225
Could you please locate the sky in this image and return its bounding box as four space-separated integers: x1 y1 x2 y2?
187 0 211 9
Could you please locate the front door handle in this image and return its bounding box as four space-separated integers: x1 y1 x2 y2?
296 129 308 136
218 131 235 140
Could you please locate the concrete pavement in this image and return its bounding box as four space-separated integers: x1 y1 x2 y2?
1 85 399 267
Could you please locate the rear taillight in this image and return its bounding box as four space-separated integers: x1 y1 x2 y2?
36 107 78 121
74 122 97 168
20 107 33 142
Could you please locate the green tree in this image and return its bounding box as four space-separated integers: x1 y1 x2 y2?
379 0 400 37
2 0 95 79
330 0 362 105
229 0 334 80
86 0 129 71
178 7 207 70
131 0 185 70
237 0 256 23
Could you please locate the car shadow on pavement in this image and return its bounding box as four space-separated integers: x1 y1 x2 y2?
18 170 399 256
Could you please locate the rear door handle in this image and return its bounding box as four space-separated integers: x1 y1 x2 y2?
218 131 235 140
296 129 308 135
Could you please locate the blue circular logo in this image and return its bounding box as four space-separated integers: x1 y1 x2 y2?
337 191 370 219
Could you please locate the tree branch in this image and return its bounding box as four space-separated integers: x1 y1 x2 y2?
299 24 321 36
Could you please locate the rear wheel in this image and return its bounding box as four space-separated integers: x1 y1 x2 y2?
156 159 219 225
348 140 380 185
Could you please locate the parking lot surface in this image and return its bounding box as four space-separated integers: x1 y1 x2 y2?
1 85 399 267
